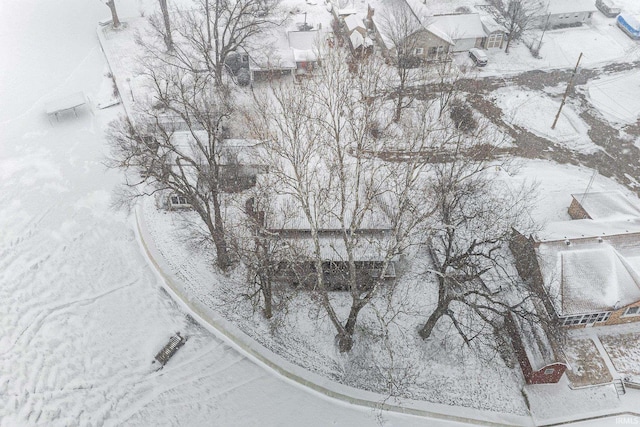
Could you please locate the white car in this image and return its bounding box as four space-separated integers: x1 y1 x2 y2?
469 48 488 67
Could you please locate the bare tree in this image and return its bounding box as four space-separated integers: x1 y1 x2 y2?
157 0 174 51
143 0 283 86
245 49 433 352
413 119 548 354
228 177 298 319
375 2 425 122
102 0 121 28
488 0 544 53
106 62 234 270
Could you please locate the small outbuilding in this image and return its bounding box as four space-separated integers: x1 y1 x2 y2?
506 314 567 385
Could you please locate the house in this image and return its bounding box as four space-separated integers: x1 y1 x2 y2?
247 28 331 81
368 0 453 62
537 0 597 29
369 0 511 62
511 191 640 328
344 14 367 37
426 13 488 52
506 313 567 384
246 187 397 290
246 3 333 81
342 14 374 54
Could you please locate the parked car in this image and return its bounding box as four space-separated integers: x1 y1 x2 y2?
468 48 488 67
617 13 640 39
596 0 621 18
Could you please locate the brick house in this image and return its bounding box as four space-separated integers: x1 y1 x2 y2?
511 191 640 328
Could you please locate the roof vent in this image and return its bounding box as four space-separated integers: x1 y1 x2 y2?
565 239 571 246
598 237 603 243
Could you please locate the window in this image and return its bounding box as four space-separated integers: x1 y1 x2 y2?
486 33 502 49
623 306 640 317
560 312 611 326
544 368 555 375
414 47 424 55
169 194 190 209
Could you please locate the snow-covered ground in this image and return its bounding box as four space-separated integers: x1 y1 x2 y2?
0 1 466 426
3 0 640 425
586 70 640 126
492 87 600 154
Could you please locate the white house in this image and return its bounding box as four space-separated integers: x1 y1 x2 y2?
538 0 597 29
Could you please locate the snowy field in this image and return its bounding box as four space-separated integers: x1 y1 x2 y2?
0 1 463 426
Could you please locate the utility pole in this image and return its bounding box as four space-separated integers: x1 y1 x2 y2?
552 52 582 130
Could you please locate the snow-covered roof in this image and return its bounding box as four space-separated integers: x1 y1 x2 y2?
545 0 597 15
537 240 640 316
480 15 506 34
619 13 640 31
538 218 640 241
288 30 327 62
571 191 640 220
285 233 396 262
510 314 563 371
263 191 392 232
344 14 365 33
427 13 487 41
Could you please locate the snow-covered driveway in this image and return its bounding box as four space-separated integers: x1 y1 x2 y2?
0 1 449 426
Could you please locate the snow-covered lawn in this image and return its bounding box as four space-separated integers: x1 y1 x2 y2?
524 377 621 424
600 333 640 376
492 87 600 154
563 338 613 387
141 198 530 416
586 70 640 125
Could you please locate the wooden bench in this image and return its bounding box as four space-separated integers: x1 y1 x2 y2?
45 92 87 122
154 332 187 366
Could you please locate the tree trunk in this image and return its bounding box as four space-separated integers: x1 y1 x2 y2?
394 92 403 123
158 0 173 51
106 0 121 28
504 34 513 54
418 298 450 340
336 301 364 353
262 277 273 319
205 0 212 50
211 196 231 270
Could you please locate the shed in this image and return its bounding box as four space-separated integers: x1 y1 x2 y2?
507 314 567 384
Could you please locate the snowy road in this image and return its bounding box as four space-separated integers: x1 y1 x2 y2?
0 1 459 426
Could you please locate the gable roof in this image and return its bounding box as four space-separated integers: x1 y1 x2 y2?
344 14 366 33
571 191 640 221
545 0 597 15
427 13 487 40
537 240 640 316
